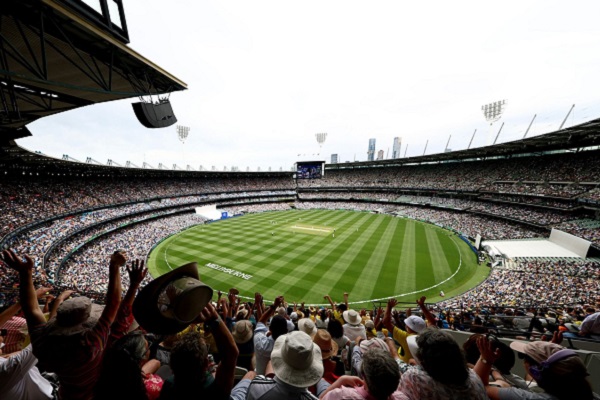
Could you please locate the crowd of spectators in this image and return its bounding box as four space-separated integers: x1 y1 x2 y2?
438 259 600 309
0 176 295 238
2 253 598 399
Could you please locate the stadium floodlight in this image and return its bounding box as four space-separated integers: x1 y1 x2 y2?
481 100 507 123
482 100 507 145
177 125 190 144
315 133 327 149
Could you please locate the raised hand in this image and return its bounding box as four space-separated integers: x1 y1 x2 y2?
476 336 501 364
35 286 53 299
417 296 426 307
110 250 127 267
2 249 34 275
126 259 147 287
387 298 398 309
198 301 220 323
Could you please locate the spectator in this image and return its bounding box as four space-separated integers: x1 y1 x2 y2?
321 348 405 400
398 327 487 400
2 249 125 400
95 331 163 400
475 337 595 400
253 295 288 375
232 319 255 371
312 329 341 384
158 302 239 400
342 310 366 342
383 299 426 363
0 344 54 400
230 331 328 400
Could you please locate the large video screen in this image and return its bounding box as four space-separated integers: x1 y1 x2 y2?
296 161 324 179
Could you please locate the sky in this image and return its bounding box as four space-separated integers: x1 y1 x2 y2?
19 0 600 171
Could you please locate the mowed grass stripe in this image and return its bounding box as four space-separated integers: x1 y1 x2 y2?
413 223 436 288
328 214 388 299
396 219 416 297
368 218 405 300
423 227 453 283
350 217 398 300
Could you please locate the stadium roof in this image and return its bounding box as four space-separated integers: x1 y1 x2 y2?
2 116 600 176
0 0 187 140
328 116 600 169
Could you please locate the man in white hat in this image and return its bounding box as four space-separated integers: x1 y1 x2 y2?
342 310 366 342
230 331 330 400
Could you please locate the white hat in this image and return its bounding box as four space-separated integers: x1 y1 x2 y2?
407 334 420 362
271 331 324 387
405 316 426 333
342 309 362 326
290 312 298 320
297 318 317 337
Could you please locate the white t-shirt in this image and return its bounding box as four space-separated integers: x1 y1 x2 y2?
0 345 53 400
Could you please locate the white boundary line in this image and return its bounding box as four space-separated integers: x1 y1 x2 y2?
154 213 465 306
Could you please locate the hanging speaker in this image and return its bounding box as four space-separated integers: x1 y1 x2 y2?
132 100 177 128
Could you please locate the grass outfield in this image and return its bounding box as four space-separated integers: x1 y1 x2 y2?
147 210 490 306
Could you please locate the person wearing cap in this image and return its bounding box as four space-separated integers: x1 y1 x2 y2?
254 295 289 375
342 310 366 342
2 249 126 400
320 348 407 400
230 331 329 400
383 299 426 363
475 336 596 400
351 337 389 376
399 327 487 400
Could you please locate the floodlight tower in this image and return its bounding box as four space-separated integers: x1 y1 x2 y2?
177 125 190 165
315 132 327 155
481 100 506 145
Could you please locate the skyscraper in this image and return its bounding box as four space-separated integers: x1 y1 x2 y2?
367 138 376 161
331 154 338 164
392 137 402 158
377 149 384 160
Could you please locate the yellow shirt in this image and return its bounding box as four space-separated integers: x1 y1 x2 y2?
393 326 417 363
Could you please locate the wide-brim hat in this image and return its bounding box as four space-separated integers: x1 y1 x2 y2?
133 262 213 335
45 297 104 336
313 329 338 359
271 331 324 387
509 340 563 364
343 309 362 326
232 320 253 344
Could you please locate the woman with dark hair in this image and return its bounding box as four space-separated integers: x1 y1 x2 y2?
327 319 350 351
95 331 163 400
475 337 595 400
398 327 487 400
